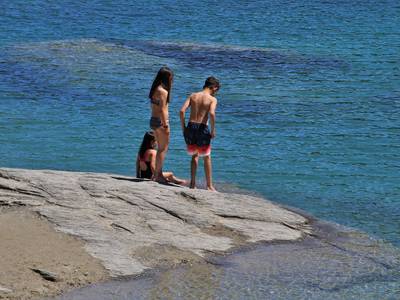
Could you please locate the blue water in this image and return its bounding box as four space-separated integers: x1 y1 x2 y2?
0 1 399 247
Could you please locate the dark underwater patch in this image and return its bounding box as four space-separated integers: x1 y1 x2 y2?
105 38 348 72
0 38 348 101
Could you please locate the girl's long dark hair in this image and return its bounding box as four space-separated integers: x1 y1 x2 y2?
138 131 155 159
149 66 173 103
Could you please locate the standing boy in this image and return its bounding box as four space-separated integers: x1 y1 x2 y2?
179 77 220 191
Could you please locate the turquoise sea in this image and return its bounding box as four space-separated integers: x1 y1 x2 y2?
0 0 399 252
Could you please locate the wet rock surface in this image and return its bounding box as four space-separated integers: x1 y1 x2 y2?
0 168 311 277
55 220 400 300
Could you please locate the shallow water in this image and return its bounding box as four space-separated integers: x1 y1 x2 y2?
54 220 400 299
0 1 399 247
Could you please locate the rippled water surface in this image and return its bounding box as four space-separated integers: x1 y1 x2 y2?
0 0 399 248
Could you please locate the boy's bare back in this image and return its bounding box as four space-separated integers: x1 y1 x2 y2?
188 91 217 124
179 76 220 191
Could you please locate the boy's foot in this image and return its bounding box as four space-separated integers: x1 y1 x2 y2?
207 186 216 192
189 181 196 189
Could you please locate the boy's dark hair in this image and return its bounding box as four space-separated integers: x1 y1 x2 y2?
203 76 220 89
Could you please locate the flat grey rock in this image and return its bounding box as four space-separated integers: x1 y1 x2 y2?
0 286 12 293
0 168 311 277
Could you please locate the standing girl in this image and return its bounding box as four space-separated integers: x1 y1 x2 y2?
148 67 173 183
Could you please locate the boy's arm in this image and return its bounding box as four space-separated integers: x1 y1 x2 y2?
209 98 217 138
179 95 191 133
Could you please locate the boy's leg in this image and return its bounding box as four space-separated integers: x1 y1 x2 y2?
190 154 199 189
204 155 216 191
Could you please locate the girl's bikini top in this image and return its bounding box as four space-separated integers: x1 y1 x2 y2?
150 98 160 105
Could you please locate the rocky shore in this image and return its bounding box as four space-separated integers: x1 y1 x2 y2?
0 168 311 299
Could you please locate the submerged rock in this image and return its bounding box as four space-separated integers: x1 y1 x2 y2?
0 168 311 277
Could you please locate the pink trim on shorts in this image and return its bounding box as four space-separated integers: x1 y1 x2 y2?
187 145 211 157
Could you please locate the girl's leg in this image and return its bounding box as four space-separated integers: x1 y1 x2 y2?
154 128 169 183
163 172 187 185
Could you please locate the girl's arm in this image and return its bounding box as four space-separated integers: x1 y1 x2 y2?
159 90 170 134
149 150 157 174
135 155 140 178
